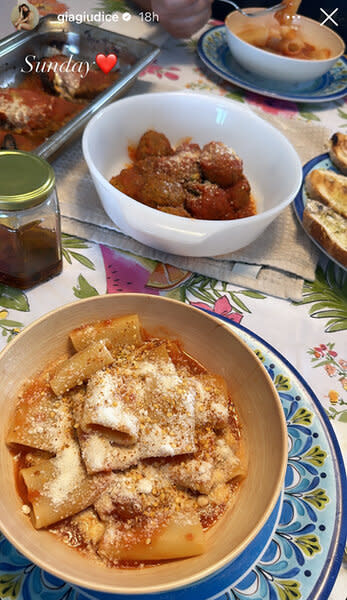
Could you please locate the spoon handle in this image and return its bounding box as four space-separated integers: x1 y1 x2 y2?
220 0 284 18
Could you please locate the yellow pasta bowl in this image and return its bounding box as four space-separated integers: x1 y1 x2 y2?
0 294 287 596
225 9 345 83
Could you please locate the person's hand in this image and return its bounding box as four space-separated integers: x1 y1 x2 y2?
151 0 213 38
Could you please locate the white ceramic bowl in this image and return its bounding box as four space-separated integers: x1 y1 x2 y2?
225 9 345 83
0 294 287 596
82 92 302 257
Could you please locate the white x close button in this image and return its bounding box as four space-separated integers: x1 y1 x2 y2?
320 7 339 26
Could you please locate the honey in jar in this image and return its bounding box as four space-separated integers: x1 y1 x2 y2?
0 151 62 289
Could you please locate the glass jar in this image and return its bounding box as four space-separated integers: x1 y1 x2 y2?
0 151 62 289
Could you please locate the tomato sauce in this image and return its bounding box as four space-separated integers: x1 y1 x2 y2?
110 131 257 221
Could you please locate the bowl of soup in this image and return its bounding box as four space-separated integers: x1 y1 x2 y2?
225 8 345 83
0 294 287 596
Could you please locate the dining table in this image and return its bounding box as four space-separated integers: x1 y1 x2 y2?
0 1 346 599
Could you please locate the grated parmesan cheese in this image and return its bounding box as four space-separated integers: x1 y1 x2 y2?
44 443 84 506
0 96 31 127
137 478 153 494
82 370 138 442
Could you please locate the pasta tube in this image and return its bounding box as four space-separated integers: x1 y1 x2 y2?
70 314 143 353
98 514 205 561
50 339 113 396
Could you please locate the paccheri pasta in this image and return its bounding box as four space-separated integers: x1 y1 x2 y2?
7 314 247 567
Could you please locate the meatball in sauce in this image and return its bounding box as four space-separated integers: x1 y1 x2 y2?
110 131 256 220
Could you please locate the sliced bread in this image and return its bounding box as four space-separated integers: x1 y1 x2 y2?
329 132 347 175
303 199 347 267
305 169 347 218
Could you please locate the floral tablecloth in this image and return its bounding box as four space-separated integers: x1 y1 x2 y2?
0 1 346 599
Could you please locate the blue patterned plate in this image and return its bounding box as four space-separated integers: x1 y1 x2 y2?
0 317 345 600
198 26 347 103
293 153 347 271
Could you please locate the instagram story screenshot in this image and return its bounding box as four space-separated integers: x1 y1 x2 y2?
0 2 346 600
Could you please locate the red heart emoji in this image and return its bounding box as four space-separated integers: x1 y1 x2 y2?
95 53 117 74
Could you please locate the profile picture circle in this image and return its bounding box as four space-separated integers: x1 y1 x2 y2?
11 1 39 31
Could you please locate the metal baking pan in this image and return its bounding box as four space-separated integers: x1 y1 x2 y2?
0 15 159 160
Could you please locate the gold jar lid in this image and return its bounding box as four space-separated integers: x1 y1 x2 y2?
0 150 55 211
